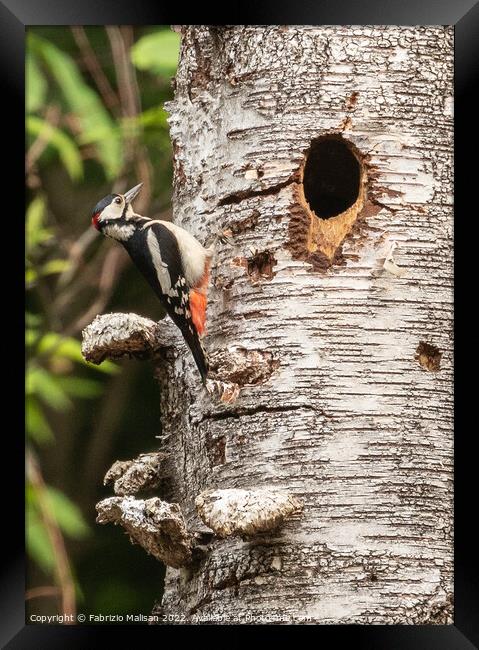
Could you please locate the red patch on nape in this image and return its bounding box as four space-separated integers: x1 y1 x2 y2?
91 212 101 230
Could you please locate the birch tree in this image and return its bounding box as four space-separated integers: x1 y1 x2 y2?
86 25 453 624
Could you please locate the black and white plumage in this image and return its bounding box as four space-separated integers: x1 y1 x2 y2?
91 184 211 382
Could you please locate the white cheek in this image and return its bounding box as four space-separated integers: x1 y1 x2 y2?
103 204 123 220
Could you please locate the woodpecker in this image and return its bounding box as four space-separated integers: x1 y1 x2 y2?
91 183 211 383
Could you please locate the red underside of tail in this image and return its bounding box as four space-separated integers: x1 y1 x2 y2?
189 262 210 336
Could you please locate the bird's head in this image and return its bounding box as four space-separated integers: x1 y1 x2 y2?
91 183 143 233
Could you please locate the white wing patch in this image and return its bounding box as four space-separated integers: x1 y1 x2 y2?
146 228 172 294
142 219 210 287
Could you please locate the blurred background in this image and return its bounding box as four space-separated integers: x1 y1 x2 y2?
25 26 180 621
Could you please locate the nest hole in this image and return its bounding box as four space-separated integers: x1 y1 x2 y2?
303 136 361 219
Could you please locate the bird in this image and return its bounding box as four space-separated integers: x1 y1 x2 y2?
90 183 211 383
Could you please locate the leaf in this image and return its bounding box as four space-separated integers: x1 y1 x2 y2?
27 259 71 287
25 268 38 287
130 30 180 77
26 396 55 444
26 51 47 113
46 487 90 539
25 269 37 286
36 332 119 374
26 506 55 574
87 358 120 375
26 312 43 327
29 33 122 179
27 481 89 577
76 123 121 146
26 365 72 411
131 106 169 130
27 116 83 182
26 196 53 253
40 259 71 277
26 329 40 347
57 376 103 399
37 333 83 361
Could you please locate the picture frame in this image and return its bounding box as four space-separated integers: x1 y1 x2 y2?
7 0 477 645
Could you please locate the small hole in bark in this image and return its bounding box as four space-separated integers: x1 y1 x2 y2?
303 136 361 219
415 341 442 372
207 434 226 467
247 250 277 282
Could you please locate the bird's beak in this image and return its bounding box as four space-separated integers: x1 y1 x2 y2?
124 183 143 204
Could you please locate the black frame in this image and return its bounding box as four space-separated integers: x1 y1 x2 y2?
7 0 478 646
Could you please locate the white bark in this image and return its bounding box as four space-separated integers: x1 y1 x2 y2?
155 26 453 624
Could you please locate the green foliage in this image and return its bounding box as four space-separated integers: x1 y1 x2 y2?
25 195 70 289
56 376 104 398
131 30 180 77
26 52 47 113
27 116 83 181
26 260 72 286
45 487 90 539
26 196 52 253
136 106 169 129
36 333 88 363
27 507 56 574
26 365 73 412
36 333 119 374
26 25 177 618
28 33 122 180
26 483 90 576
26 396 55 444
93 580 141 615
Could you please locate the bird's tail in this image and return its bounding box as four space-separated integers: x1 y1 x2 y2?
181 324 209 384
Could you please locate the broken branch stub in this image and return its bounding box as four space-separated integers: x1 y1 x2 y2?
81 314 275 405
104 452 168 496
96 496 192 568
81 313 179 365
195 488 303 538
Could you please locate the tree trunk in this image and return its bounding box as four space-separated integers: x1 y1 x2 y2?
157 25 453 624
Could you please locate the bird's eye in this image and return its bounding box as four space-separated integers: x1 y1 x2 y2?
114 197 122 205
